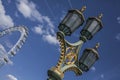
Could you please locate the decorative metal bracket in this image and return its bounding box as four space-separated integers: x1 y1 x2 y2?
47 31 84 80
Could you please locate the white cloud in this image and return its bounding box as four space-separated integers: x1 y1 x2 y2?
16 0 55 28
117 17 120 24
32 23 58 45
32 25 44 35
6 74 18 80
0 44 6 53
100 74 104 79
16 0 43 22
5 40 13 49
43 34 58 45
33 24 58 45
116 33 120 41
0 0 14 28
91 66 96 71
17 0 58 45
43 16 54 29
93 74 105 80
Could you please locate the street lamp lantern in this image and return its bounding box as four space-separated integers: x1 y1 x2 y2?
80 14 103 40
58 6 86 36
79 43 100 72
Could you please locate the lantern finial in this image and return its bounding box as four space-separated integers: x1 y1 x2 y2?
94 43 100 50
80 6 86 13
97 13 103 19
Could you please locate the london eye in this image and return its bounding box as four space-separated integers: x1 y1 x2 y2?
0 26 28 68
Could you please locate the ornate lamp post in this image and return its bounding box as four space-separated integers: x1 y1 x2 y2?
47 6 103 80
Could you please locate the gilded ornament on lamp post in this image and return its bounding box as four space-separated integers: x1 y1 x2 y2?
47 6 103 80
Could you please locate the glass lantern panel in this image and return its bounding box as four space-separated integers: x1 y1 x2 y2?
80 51 89 62
83 20 92 30
70 16 82 32
88 20 98 33
90 56 96 67
84 52 95 67
91 24 100 35
87 53 96 68
62 13 72 24
66 13 79 28
84 53 92 65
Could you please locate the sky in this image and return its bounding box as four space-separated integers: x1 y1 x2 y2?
0 0 120 80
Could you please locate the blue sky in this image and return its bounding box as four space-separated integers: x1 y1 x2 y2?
0 0 120 80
